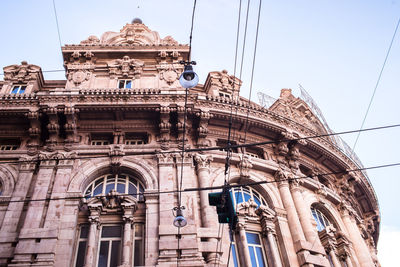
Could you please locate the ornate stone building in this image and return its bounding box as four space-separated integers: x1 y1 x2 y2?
0 20 380 267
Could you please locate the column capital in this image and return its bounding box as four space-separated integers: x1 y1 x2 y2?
193 153 213 171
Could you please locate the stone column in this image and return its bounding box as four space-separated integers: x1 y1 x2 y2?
328 249 341 267
144 190 159 266
275 170 306 243
193 154 214 227
237 222 252 267
194 154 218 263
340 203 374 267
120 215 134 267
84 212 100 267
256 205 282 267
289 180 321 245
267 227 283 267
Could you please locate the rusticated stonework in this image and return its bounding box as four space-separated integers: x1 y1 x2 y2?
0 20 380 267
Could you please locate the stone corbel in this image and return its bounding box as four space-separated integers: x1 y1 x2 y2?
177 105 192 149
237 154 253 178
157 106 171 149
109 146 125 174
196 111 212 146
26 110 41 154
64 106 79 145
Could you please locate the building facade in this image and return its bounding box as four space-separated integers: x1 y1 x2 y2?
0 20 380 267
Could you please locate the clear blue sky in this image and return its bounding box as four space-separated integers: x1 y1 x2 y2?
1 0 399 265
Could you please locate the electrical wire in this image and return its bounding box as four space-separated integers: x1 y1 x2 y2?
0 123 399 166
0 69 65 76
176 1 197 265
52 0 64 64
213 0 244 265
351 14 400 156
1 161 398 205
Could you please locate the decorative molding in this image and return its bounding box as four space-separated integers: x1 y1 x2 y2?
3 61 41 83
108 55 144 79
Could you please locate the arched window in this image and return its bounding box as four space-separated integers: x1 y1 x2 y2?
311 206 331 231
229 186 282 267
84 174 144 200
75 173 145 267
231 186 267 207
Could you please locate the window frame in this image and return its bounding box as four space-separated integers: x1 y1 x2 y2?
118 79 133 89
231 186 267 208
0 145 18 151
91 140 110 146
246 231 267 267
96 225 123 267
10 84 27 94
84 174 145 201
73 225 89 267
311 207 331 232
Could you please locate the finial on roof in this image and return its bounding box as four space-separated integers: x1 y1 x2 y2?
132 18 143 24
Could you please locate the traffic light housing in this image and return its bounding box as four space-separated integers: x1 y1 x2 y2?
208 189 238 230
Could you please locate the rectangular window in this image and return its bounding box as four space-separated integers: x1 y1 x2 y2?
91 140 110 146
230 235 240 267
74 225 89 267
0 145 18 151
217 139 238 153
118 80 132 89
246 232 266 267
133 224 144 266
125 133 148 146
11 84 27 94
125 139 144 145
97 225 122 267
219 92 231 98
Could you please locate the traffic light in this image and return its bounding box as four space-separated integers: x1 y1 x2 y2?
208 189 238 230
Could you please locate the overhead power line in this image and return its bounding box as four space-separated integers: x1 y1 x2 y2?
0 123 399 166
351 14 400 155
1 161 399 205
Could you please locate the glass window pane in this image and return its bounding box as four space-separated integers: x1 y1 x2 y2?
134 240 143 266
126 80 132 89
235 191 243 204
128 183 137 197
246 232 261 245
105 183 114 194
244 192 251 202
135 224 143 236
75 241 87 267
93 184 103 196
139 184 144 201
116 183 125 194
119 80 124 88
19 87 26 93
110 241 120 267
231 244 239 267
253 196 261 207
249 246 257 267
102 226 122 238
256 247 265 267
11 87 19 94
80 225 89 238
98 241 109 267
95 178 103 187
